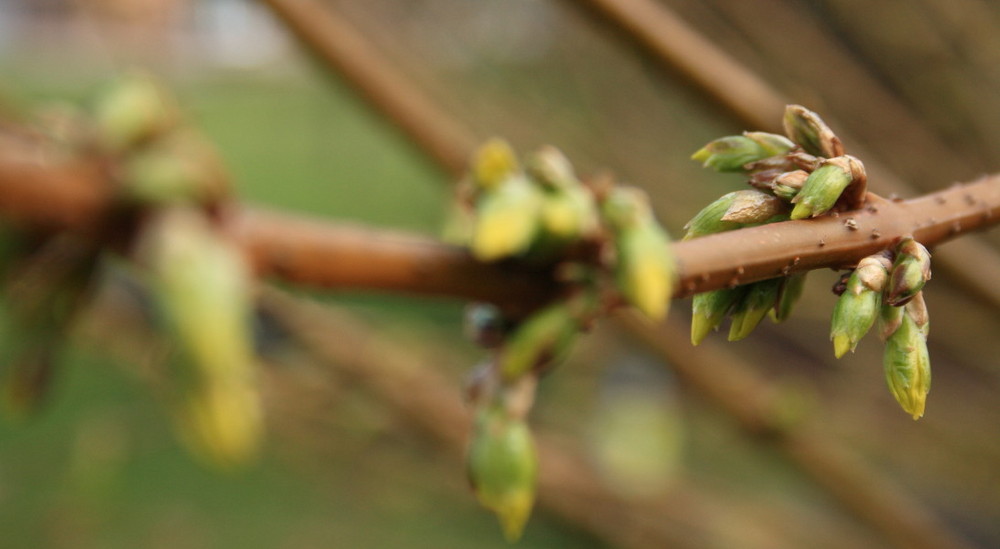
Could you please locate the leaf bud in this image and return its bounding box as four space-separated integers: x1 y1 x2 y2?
682 192 743 240
883 314 931 420
690 287 747 345
771 170 809 201
467 405 538 541
830 269 882 358
470 176 543 261
472 138 520 191
691 135 771 172
614 220 675 321
498 300 580 381
94 72 178 152
743 131 795 156
525 145 577 190
885 238 931 306
790 156 855 219
728 278 782 341
782 104 844 158
719 189 788 223
772 273 807 323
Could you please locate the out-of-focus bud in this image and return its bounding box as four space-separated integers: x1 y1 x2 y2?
471 176 543 261
682 192 743 240
691 287 746 345
120 131 228 206
743 131 795 157
883 314 931 420
782 104 843 158
497 299 580 381
0 236 98 418
539 185 598 242
772 272 807 322
137 208 261 467
719 189 788 223
885 238 931 306
728 278 782 341
603 188 676 320
526 146 576 190
472 138 520 192
94 72 178 152
691 135 772 173
790 156 856 219
829 266 884 358
772 170 809 201
467 405 538 542
464 303 508 349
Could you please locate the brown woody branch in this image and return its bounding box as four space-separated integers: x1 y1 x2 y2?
1 155 998 310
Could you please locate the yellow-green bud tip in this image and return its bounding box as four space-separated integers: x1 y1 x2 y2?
832 333 852 358
473 138 519 191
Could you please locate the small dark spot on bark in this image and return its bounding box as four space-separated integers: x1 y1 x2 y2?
844 218 858 230
871 229 881 239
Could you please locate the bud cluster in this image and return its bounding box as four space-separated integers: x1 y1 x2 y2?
829 239 932 419
453 140 679 538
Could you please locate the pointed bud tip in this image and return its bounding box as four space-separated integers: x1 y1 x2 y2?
832 334 852 358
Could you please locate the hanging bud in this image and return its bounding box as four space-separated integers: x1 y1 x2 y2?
683 192 743 240
526 145 577 190
497 299 581 382
883 314 931 420
94 72 178 152
603 188 676 320
720 190 788 223
743 131 795 157
885 238 931 306
120 131 229 206
772 273 807 322
137 208 261 468
690 287 747 345
472 138 520 192
467 405 538 542
690 135 772 172
470 176 543 261
790 156 856 219
829 266 884 358
772 170 809 201
728 278 783 341
905 291 930 337
782 104 843 158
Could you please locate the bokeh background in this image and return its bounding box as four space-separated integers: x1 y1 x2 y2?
1 1 998 547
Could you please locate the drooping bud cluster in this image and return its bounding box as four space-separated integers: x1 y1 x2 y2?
452 140 677 539
687 105 868 345
829 239 932 419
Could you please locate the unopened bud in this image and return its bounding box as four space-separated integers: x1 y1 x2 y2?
878 303 904 341
121 131 228 206
720 190 787 223
683 192 743 240
467 405 538 541
615 221 675 321
772 273 807 322
539 185 598 242
691 287 746 345
728 278 782 341
498 300 579 381
772 170 809 201
743 131 795 157
790 157 854 219
885 238 931 306
471 176 543 261
94 72 178 152
472 138 520 191
905 291 930 337
691 135 771 173
782 105 843 158
883 314 931 420
526 146 577 190
830 269 882 358
854 255 891 292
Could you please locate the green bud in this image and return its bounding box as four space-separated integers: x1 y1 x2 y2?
691 135 771 172
472 138 520 191
539 185 598 242
498 300 580 381
600 187 651 231
771 170 809 201
471 176 543 261
743 131 795 156
467 405 538 541
683 192 744 240
789 157 854 219
691 287 747 345
94 72 178 152
905 291 929 337
830 270 882 358
883 314 931 420
719 190 788 224
782 104 843 158
728 278 782 341
138 208 261 468
121 131 228 206
878 303 904 341
615 221 675 321
772 272 807 322
526 146 577 190
885 238 931 306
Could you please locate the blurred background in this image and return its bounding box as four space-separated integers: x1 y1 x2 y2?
0 0 998 547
